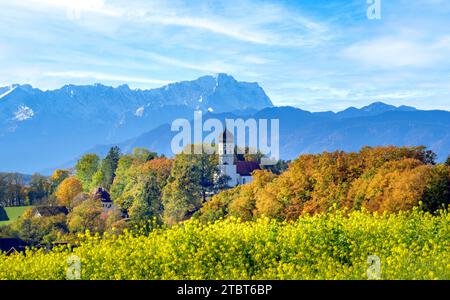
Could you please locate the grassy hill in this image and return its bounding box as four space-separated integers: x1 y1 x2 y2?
0 206 32 226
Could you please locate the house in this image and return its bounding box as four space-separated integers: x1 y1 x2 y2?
32 206 69 218
217 129 261 187
0 238 29 254
92 187 129 218
93 187 114 212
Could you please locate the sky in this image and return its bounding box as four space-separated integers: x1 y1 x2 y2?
0 0 449 111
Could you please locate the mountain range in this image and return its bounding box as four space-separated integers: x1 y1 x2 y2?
0 74 272 173
0 74 449 174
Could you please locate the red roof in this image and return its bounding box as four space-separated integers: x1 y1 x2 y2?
236 161 261 176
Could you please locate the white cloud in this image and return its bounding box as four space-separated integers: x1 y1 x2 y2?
9 0 329 46
139 51 235 73
341 35 450 69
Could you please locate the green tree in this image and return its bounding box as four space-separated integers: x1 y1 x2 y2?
94 146 121 190
110 155 135 205
422 165 450 212
132 147 157 162
445 155 450 167
10 208 68 245
75 154 100 191
119 158 172 224
162 146 226 224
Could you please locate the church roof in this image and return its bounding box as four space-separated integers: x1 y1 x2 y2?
218 129 234 143
236 161 261 176
93 187 112 203
32 206 69 217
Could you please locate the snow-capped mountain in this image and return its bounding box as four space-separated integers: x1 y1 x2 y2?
0 74 273 173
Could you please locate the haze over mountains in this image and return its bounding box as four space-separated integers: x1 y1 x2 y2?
0 74 449 174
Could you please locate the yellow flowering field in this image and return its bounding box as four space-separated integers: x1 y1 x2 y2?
1 209 449 280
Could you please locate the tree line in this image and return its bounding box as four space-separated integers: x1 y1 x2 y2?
200 146 450 222
1 145 448 245
0 173 55 207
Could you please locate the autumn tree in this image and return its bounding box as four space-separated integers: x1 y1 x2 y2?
199 146 447 221
50 169 70 193
55 177 83 207
67 198 105 233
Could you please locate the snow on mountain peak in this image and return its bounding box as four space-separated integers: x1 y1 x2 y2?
14 105 35 121
135 106 145 117
0 85 17 99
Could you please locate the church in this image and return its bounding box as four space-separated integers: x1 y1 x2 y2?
217 129 261 187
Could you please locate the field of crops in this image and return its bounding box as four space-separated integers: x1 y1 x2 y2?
0 208 449 280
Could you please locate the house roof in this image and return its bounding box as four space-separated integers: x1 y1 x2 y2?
93 187 112 203
32 206 69 217
236 161 261 176
0 238 28 253
218 129 234 143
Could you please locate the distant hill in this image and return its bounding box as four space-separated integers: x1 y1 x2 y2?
313 102 417 119
77 104 450 169
0 173 32 185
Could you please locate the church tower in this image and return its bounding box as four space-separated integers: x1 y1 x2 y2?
218 129 234 165
218 129 238 187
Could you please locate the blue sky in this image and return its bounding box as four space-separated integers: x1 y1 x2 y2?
0 0 449 111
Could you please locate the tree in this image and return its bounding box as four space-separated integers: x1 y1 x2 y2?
132 147 157 163
55 177 83 207
28 173 51 205
110 155 135 206
262 160 290 175
118 158 172 224
445 155 450 167
10 208 68 245
50 169 70 193
162 146 226 224
67 198 105 233
75 154 100 191
0 173 26 207
93 146 121 190
422 165 450 212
